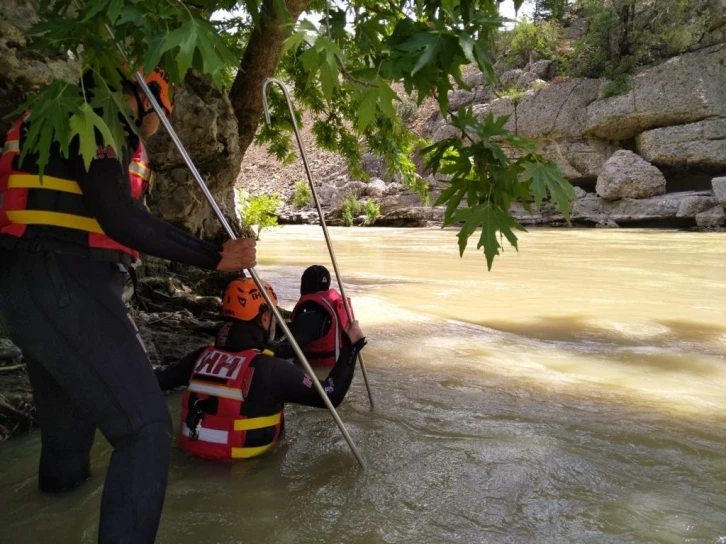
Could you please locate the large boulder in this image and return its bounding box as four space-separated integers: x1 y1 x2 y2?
636 118 726 168
586 45 726 141
146 72 241 238
676 195 719 217
596 150 667 200
539 139 619 181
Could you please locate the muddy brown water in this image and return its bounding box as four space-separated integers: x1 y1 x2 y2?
1 226 725 543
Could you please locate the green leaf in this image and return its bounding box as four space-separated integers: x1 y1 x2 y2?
521 160 576 218
68 102 117 171
282 30 307 54
356 88 377 132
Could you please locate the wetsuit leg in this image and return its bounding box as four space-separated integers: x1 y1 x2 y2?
24 360 96 492
0 250 172 544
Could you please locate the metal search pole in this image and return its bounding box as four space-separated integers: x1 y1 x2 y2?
261 77 375 411
103 29 364 468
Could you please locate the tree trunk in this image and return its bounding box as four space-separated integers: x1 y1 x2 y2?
229 0 312 162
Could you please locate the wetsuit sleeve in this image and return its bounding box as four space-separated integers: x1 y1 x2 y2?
271 306 330 359
267 335 366 408
154 346 206 391
69 141 222 269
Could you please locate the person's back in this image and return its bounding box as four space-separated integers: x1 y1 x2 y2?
274 264 354 367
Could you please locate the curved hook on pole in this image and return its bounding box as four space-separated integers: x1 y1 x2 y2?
101 24 365 468
261 77 375 411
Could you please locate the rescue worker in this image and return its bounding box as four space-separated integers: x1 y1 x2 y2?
272 264 353 367
0 66 256 543
155 278 366 461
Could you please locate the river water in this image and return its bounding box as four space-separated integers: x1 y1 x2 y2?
1 226 725 543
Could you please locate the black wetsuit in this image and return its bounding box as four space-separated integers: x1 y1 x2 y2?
0 125 221 543
156 318 364 411
270 300 331 360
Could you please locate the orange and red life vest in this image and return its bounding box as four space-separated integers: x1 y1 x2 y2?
291 289 353 367
0 112 152 262
179 347 283 461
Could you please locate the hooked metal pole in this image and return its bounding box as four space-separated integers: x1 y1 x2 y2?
261 77 375 411
104 27 365 468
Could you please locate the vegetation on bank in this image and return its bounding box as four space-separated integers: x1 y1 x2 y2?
235 189 281 240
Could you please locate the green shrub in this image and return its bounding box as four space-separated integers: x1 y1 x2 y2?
292 180 312 209
394 98 418 122
500 19 563 63
364 199 381 225
601 74 633 98
235 189 281 240
341 196 361 227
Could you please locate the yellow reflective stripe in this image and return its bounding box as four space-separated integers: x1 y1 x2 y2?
6 210 104 233
188 380 244 401
230 442 276 459
8 174 82 195
2 140 19 154
129 162 151 181
233 413 281 431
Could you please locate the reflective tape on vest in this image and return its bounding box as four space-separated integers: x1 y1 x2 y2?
6 210 104 233
181 423 228 444
188 379 245 401
129 161 151 181
2 140 19 155
233 413 282 431
8 173 83 194
231 443 276 459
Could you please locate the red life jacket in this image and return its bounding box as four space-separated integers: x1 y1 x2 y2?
291 289 353 367
179 347 283 461
0 112 150 262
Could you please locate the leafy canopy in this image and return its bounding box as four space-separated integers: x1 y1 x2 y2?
16 0 575 269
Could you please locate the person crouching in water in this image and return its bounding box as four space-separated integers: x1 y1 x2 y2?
272 264 353 368
168 277 366 461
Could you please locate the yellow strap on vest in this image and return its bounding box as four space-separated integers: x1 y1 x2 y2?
6 210 104 234
8 174 83 195
254 349 275 356
233 412 282 431
230 442 276 459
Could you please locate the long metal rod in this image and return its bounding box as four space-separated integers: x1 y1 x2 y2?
105 29 364 468
261 77 375 410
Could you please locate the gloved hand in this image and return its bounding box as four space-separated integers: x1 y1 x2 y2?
344 320 366 345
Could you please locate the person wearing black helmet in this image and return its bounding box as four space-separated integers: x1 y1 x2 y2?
272 264 355 368
0 66 256 543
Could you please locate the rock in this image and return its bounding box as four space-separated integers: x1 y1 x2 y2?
448 89 476 111
564 17 589 40
573 186 588 198
586 45 726 140
376 207 445 227
364 178 387 198
636 118 726 168
361 153 387 179
463 71 487 88
539 139 619 181
499 69 523 89
695 205 726 227
525 60 553 80
0 0 80 134
315 183 344 209
596 150 666 200
515 71 540 90
712 176 726 206
516 79 602 139
0 338 21 362
595 218 620 228
676 195 719 217
146 71 241 238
